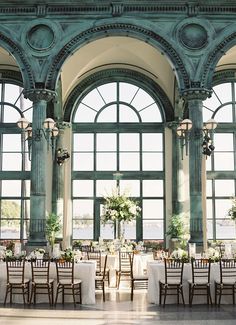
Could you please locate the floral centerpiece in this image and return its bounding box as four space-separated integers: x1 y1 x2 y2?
171 248 189 263
101 191 141 239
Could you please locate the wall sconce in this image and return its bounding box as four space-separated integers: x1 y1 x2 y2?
176 119 193 159
17 117 59 159
56 148 70 165
176 118 218 159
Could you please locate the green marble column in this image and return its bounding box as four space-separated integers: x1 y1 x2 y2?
183 89 211 248
24 89 57 246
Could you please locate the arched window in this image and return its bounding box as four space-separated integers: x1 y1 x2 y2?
203 75 236 241
71 78 166 241
0 77 32 241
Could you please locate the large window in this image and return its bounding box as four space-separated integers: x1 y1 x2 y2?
0 80 32 241
72 80 165 241
203 78 236 240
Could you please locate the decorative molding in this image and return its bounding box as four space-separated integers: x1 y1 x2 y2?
46 23 189 91
111 3 124 17
36 5 46 17
56 121 71 130
0 32 34 89
24 88 57 102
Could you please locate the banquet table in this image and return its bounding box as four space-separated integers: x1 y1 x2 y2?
0 260 96 304
147 260 231 305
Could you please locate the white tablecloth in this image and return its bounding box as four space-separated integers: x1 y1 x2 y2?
0 260 96 304
102 253 152 287
147 261 231 305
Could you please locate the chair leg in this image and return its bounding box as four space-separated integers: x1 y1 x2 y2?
159 283 162 305
218 285 222 306
102 282 105 302
55 284 59 306
131 280 134 301
233 285 235 305
72 286 76 307
214 283 217 305
163 286 167 307
4 285 9 305
180 286 185 306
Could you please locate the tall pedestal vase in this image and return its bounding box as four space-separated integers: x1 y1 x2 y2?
115 219 124 240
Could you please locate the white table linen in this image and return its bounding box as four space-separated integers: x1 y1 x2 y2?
0 260 96 304
147 261 231 304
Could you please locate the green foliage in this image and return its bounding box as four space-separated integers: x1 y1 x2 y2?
166 214 185 239
45 213 62 246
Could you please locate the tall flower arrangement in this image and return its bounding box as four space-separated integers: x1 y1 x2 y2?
101 191 141 225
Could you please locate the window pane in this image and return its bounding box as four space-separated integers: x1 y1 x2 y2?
120 153 140 171
143 220 163 239
3 104 21 123
120 180 140 197
215 179 235 197
143 134 163 151
73 199 93 219
143 180 163 197
143 153 163 171
82 88 105 111
97 83 116 103
2 180 21 196
207 220 213 239
214 133 233 151
216 219 236 239
73 153 94 171
215 199 232 219
96 153 116 170
215 83 232 103
73 220 93 239
2 153 21 170
97 133 116 151
119 82 139 103
1 199 21 218
143 199 163 219
74 103 96 122
123 220 136 239
214 153 234 171
100 222 114 240
97 104 117 122
96 180 116 196
73 180 93 197
3 134 21 151
74 134 93 151
131 88 154 111
214 104 233 123
119 133 139 151
140 103 162 122
4 84 20 103
206 199 213 219
206 180 212 197
1 219 21 239
119 104 139 122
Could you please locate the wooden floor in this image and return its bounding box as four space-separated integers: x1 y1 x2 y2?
1 287 236 325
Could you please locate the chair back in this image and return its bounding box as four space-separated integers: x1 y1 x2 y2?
6 259 26 283
55 260 75 283
81 245 91 252
102 254 108 280
87 251 102 273
191 258 211 283
31 259 50 282
119 251 131 273
164 258 184 284
220 258 236 283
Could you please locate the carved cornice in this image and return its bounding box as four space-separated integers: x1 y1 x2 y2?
1 2 236 16
24 88 57 102
56 121 71 129
46 23 189 91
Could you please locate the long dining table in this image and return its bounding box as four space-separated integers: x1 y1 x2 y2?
0 260 96 304
147 260 233 305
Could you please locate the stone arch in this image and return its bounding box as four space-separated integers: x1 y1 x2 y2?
201 25 236 89
63 68 174 123
46 22 189 92
0 28 34 90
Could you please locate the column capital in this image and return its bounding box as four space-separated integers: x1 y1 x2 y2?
181 88 212 101
23 88 57 102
